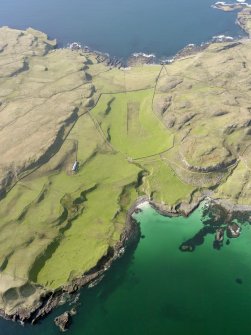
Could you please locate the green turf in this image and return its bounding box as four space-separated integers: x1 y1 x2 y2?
90 89 174 158
140 159 195 205
35 152 141 288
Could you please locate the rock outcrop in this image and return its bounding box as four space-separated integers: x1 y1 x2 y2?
54 311 71 332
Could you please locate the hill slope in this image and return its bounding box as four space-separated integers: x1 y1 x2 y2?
0 26 250 320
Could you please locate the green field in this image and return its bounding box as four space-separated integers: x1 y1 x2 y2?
139 159 195 205
0 83 180 298
90 90 174 158
1 27 251 317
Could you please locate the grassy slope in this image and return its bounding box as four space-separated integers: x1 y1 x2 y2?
0 110 142 290
91 90 174 158
36 154 140 288
0 68 193 292
3 27 251 311
34 85 181 289
139 159 195 205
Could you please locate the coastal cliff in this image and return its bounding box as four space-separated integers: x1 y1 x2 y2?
0 22 251 325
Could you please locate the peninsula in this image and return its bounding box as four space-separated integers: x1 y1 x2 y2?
212 1 251 36
0 15 251 324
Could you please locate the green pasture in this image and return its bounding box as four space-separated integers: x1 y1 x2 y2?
93 65 161 93
0 108 141 289
90 89 174 158
140 159 195 205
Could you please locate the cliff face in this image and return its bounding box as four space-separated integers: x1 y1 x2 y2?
0 25 251 322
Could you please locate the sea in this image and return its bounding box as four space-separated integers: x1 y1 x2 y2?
0 0 250 334
0 0 245 59
1 204 251 335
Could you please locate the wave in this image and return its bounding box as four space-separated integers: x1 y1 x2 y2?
132 52 156 58
160 57 175 64
67 42 111 60
67 42 82 50
212 1 251 8
212 34 234 41
136 201 150 209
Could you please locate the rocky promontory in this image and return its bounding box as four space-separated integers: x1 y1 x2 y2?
0 18 251 327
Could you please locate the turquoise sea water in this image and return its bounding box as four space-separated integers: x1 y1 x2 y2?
1 204 251 335
0 0 244 59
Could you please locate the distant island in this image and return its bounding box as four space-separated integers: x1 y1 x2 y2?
212 1 251 12
0 4 251 329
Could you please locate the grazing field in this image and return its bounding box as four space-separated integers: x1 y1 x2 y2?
139 159 195 206
0 108 141 298
0 26 251 319
90 90 174 158
93 65 161 93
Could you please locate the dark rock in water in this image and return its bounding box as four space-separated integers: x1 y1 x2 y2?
70 307 77 316
213 228 224 250
179 225 215 252
227 223 241 238
235 278 243 285
213 240 223 250
179 244 194 252
215 228 224 242
32 293 62 324
54 311 71 332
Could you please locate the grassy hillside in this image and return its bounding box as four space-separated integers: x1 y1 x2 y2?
0 26 251 318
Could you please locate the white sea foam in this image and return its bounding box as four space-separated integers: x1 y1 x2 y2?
68 42 82 50
212 34 234 42
132 52 156 58
160 57 175 64
213 1 251 7
238 2 251 5
136 201 150 209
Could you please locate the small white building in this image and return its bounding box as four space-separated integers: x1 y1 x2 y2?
72 161 78 172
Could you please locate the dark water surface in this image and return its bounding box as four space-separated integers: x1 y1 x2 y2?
0 0 244 58
1 205 251 335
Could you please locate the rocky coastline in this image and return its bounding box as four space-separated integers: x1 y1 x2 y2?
0 197 143 330
0 191 250 331
1 5 251 328
212 1 251 37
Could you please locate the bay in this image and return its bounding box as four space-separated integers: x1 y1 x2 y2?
0 0 244 59
1 204 251 334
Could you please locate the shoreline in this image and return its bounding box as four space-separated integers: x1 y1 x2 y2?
69 34 245 68
0 191 250 329
0 197 145 327
67 21 247 69
1 4 251 327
